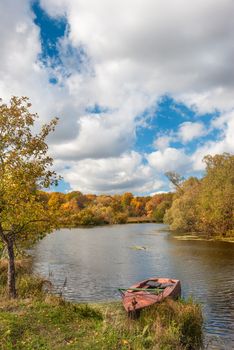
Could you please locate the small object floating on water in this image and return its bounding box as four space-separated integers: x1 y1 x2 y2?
119 277 181 318
129 245 147 250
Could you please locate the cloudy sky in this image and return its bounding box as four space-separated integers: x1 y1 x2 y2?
0 0 233 194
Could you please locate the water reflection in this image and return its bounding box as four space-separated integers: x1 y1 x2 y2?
166 238 234 348
31 224 234 349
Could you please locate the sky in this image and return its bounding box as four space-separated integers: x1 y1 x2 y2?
0 0 233 195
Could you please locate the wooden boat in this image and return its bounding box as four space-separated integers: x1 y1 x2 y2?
119 277 181 316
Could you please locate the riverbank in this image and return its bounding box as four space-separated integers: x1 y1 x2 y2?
61 216 157 227
171 233 234 243
127 216 156 223
0 258 203 350
62 220 234 244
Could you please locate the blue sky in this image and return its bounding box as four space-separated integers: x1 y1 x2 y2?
0 0 233 194
135 96 219 154
32 1 67 67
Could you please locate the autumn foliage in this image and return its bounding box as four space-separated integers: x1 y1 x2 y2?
44 191 172 226
0 96 59 298
165 153 234 237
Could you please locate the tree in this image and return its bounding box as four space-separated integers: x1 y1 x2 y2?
48 192 65 209
153 200 172 223
121 192 133 208
145 193 172 218
197 153 234 236
164 177 200 231
165 153 234 236
0 96 59 298
165 172 184 191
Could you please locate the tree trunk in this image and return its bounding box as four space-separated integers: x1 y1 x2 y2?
6 238 17 298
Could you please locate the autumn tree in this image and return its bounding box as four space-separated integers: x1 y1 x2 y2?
164 177 200 231
153 196 173 222
165 153 234 236
65 191 88 209
121 192 133 208
146 194 164 217
197 153 234 236
131 197 149 217
145 193 172 220
165 171 184 192
0 96 59 298
48 192 65 209
61 198 80 213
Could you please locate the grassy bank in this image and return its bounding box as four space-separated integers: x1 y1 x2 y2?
0 259 203 350
171 233 234 243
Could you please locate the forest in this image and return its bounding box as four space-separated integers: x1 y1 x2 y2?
42 153 234 237
40 190 173 226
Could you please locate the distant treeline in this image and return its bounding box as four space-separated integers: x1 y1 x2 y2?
39 190 173 226
39 153 233 237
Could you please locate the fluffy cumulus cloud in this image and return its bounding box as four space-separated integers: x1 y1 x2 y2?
192 111 234 171
147 148 192 174
0 0 41 100
153 136 173 151
177 122 207 143
61 152 164 194
40 0 234 110
0 0 233 193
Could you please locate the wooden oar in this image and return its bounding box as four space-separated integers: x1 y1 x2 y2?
118 287 164 293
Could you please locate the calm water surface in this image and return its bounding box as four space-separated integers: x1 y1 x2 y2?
31 224 234 349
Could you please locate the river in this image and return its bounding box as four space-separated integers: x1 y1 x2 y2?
30 224 234 349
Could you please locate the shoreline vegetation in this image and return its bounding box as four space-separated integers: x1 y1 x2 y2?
0 258 203 350
61 219 234 243
127 217 156 223
36 153 233 241
164 154 234 239
171 233 234 243
43 191 173 227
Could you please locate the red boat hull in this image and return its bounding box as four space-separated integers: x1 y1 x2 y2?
121 277 181 313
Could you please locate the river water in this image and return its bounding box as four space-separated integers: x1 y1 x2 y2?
30 224 234 349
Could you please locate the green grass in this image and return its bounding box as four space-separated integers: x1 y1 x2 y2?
0 259 203 350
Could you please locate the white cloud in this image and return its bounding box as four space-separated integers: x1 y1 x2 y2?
51 111 134 160
0 0 84 144
177 121 207 143
192 110 234 170
147 148 191 173
153 135 173 150
40 0 234 112
0 1 41 99
61 152 163 194
153 121 207 151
